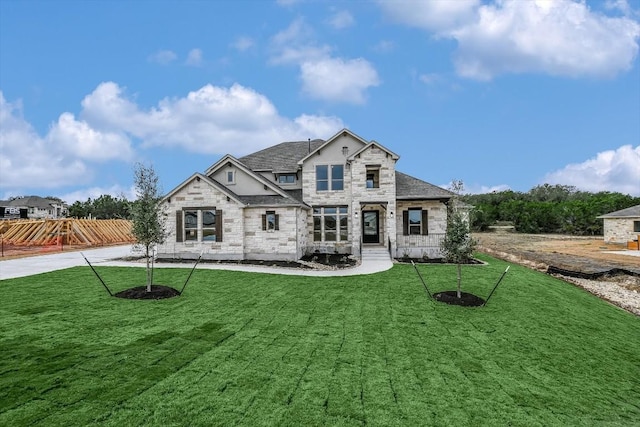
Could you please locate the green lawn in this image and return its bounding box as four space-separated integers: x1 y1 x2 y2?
1 255 639 426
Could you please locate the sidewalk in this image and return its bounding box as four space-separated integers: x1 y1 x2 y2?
0 244 393 280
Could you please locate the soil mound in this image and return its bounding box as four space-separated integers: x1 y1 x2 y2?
434 291 485 307
114 285 180 300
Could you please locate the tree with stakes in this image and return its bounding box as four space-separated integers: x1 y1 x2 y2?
440 180 477 299
131 163 167 292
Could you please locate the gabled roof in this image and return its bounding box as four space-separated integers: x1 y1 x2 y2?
4 196 59 209
395 172 454 200
597 205 640 219
162 173 245 205
297 128 369 165
348 141 399 161
238 140 324 172
205 154 296 200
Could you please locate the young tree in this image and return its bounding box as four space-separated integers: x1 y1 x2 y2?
130 163 167 292
441 180 477 298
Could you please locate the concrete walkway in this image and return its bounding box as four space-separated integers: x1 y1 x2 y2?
0 244 394 280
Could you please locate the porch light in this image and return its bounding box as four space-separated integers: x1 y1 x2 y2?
390 211 394 218
354 211 359 219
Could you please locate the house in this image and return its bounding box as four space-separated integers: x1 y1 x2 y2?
0 196 67 219
157 129 456 261
597 205 640 244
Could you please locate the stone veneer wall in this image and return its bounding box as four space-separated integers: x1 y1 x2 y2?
243 206 303 261
396 200 447 258
603 218 639 244
157 179 245 260
350 146 397 256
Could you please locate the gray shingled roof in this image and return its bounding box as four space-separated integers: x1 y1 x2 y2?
238 139 325 172
597 204 640 219
238 140 453 200
239 195 306 207
395 172 454 200
4 196 58 209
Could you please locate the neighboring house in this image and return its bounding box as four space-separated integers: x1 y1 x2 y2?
597 205 640 244
157 129 456 261
0 196 67 219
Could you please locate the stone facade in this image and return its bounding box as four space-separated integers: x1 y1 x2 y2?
158 129 454 261
603 218 640 244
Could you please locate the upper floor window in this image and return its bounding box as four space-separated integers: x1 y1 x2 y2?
316 164 344 191
226 171 235 184
278 174 296 184
366 168 379 189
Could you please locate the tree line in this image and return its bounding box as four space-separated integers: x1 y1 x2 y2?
68 195 132 219
463 184 640 235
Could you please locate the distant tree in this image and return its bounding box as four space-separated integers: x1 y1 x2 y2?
130 163 167 292
441 180 478 298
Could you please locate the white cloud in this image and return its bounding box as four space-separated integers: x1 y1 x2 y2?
0 82 345 195
544 145 640 196
328 10 355 30
186 48 203 66
419 73 442 85
0 92 89 189
231 36 255 52
270 18 380 103
373 40 394 53
379 0 640 80
79 81 344 155
57 184 136 204
464 183 512 195
148 49 177 65
379 0 479 33
300 58 380 104
47 113 133 161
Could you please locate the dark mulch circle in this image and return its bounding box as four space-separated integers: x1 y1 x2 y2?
434 291 485 307
114 285 181 300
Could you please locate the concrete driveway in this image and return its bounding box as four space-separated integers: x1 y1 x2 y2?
0 244 393 280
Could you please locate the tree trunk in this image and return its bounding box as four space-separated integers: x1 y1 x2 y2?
456 263 462 299
146 244 151 292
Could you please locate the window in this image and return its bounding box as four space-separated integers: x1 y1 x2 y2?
403 208 428 236
202 210 217 241
227 171 235 184
184 210 198 241
278 174 296 184
176 208 222 242
634 221 640 232
262 211 280 231
313 206 348 242
316 165 328 191
316 164 344 191
366 168 379 189
331 165 344 191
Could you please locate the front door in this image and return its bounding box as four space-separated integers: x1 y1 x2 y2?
362 211 379 244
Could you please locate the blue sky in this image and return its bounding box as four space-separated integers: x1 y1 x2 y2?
1 0 639 203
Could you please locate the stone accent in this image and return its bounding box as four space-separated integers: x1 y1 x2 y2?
243 207 302 261
603 218 640 244
396 200 448 258
157 179 245 260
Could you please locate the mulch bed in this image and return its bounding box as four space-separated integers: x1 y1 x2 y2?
433 291 485 307
114 285 181 300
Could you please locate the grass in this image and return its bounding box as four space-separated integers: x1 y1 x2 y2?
1 254 639 426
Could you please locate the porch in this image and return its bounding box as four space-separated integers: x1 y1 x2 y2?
396 233 445 259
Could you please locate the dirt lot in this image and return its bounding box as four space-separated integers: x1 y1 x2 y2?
474 233 639 274
475 232 640 315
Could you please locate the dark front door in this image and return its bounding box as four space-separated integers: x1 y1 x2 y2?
362 211 379 244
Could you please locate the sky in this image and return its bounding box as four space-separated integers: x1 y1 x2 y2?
1 0 639 204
